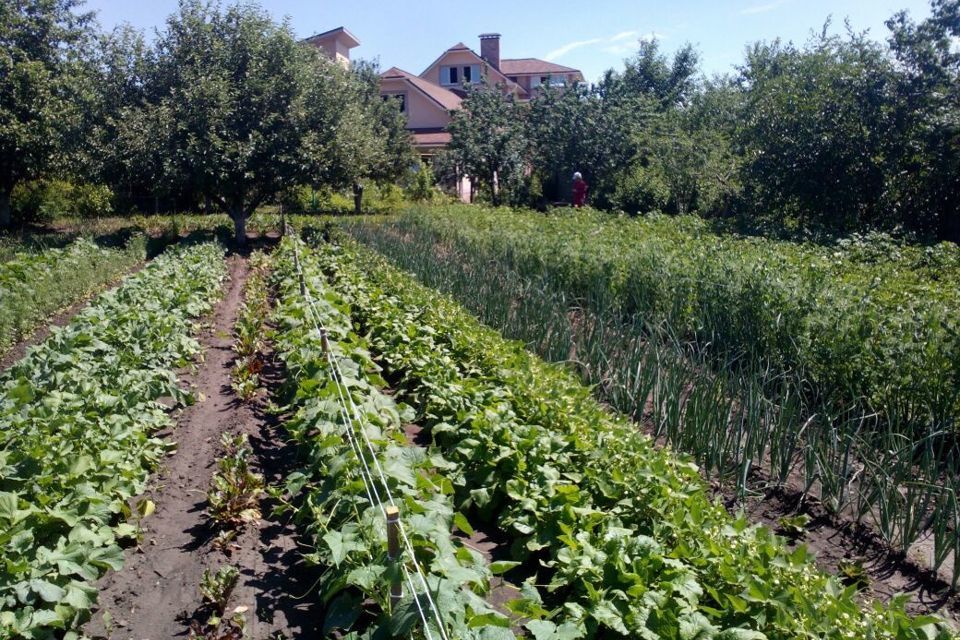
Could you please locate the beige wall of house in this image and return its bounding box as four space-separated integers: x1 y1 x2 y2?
311 33 355 68
380 78 453 130
508 73 579 93
422 50 490 87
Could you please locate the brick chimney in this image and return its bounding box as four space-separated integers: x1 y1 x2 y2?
479 33 501 70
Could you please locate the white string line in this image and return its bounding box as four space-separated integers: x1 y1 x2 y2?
298 265 440 640
291 241 443 640
297 264 452 640
292 245 383 514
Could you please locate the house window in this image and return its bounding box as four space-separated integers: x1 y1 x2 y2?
383 93 406 113
441 65 481 86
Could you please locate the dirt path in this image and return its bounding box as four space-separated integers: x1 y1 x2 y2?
83 251 320 640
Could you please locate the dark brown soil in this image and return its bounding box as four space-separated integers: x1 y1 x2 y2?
83 248 320 639
732 483 960 625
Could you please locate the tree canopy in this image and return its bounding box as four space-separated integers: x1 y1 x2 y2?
0 0 94 227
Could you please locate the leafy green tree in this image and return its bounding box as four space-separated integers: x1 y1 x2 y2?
0 0 94 228
610 40 701 109
526 83 641 205
446 82 527 206
147 0 308 243
885 0 960 241
88 25 181 213
313 60 413 214
735 27 894 233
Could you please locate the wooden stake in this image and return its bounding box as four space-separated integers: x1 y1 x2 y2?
386 506 402 608
319 328 330 354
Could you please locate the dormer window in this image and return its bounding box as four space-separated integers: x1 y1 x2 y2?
441 65 480 86
382 92 406 113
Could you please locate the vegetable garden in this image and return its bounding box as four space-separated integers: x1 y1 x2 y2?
1 217 958 638
342 205 960 590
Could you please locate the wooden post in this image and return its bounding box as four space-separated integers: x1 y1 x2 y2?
386 506 402 609
298 267 306 297
319 328 330 354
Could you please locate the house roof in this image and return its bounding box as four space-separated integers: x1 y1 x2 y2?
303 26 361 48
500 58 581 75
381 67 463 111
420 43 528 98
412 131 452 148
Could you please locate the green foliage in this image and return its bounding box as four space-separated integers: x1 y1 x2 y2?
11 180 114 223
342 206 960 586
0 242 226 637
0 235 145 355
304 234 957 639
199 565 239 614
208 434 265 527
269 238 521 639
736 27 894 233
446 83 527 206
86 1 413 240
231 253 270 401
407 162 436 203
0 0 95 227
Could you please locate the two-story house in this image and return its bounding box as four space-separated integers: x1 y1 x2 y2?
380 33 585 160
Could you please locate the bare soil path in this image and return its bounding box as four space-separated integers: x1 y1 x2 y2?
83 248 321 640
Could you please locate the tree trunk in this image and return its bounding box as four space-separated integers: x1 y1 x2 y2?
353 182 363 215
0 187 11 229
231 210 247 247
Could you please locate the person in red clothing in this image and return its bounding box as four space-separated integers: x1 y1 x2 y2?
572 171 588 208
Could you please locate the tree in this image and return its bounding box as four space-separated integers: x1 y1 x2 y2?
735 26 894 233
446 82 527 206
313 60 413 214
145 0 310 243
885 0 960 241
88 25 181 213
0 0 94 228
614 40 700 109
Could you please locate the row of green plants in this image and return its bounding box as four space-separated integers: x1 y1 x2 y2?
0 233 79 264
355 205 960 432
269 237 519 639
342 208 960 583
0 236 147 357
0 242 226 638
308 233 956 639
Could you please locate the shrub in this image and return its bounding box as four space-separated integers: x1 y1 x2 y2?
10 180 114 223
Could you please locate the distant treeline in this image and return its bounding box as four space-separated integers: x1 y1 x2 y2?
442 1 959 242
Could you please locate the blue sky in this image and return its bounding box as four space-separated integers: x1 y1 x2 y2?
87 0 934 82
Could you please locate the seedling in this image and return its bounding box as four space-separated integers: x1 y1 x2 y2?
208 433 265 528
837 559 870 590
191 567 246 639
212 529 239 556
200 565 240 615
777 514 811 539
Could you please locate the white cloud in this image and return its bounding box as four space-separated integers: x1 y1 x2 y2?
544 38 603 61
740 0 789 15
545 30 664 62
610 30 639 43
